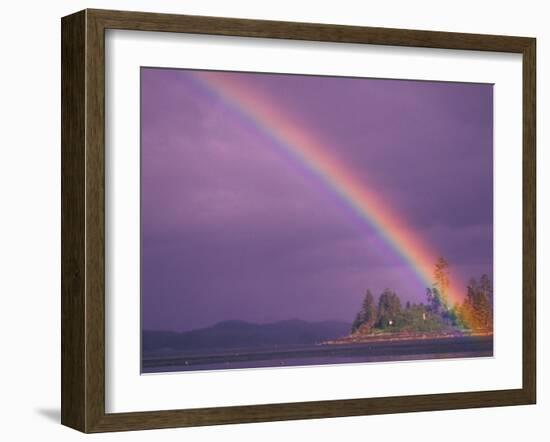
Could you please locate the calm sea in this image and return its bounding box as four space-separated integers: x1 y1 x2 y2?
142 335 493 374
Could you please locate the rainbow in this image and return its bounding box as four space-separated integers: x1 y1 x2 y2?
187 70 464 307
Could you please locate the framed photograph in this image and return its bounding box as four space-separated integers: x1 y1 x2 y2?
61 9 536 433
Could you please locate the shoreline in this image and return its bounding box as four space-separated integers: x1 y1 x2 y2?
322 330 493 345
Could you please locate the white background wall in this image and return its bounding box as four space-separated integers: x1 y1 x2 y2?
0 0 546 440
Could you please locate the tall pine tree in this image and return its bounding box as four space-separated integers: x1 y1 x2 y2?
351 289 376 333
433 257 451 310
376 289 402 329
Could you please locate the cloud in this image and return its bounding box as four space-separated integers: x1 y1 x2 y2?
140 68 493 331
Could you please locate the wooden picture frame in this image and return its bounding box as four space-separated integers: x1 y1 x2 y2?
61 8 536 433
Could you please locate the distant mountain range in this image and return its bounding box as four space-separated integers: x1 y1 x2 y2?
143 319 351 353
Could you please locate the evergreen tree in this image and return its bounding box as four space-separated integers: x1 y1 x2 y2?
459 275 493 331
479 273 493 329
376 289 402 329
433 257 451 309
351 312 363 334
426 287 442 314
351 289 376 333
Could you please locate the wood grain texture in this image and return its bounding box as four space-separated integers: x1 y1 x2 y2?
90 8 533 52
84 9 107 432
61 8 537 433
61 10 86 432
522 38 536 403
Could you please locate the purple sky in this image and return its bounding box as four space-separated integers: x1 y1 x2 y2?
141 68 493 332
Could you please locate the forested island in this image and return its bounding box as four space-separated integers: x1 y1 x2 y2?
325 258 493 345
142 257 494 372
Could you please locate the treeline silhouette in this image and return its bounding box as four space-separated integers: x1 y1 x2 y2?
351 258 493 334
